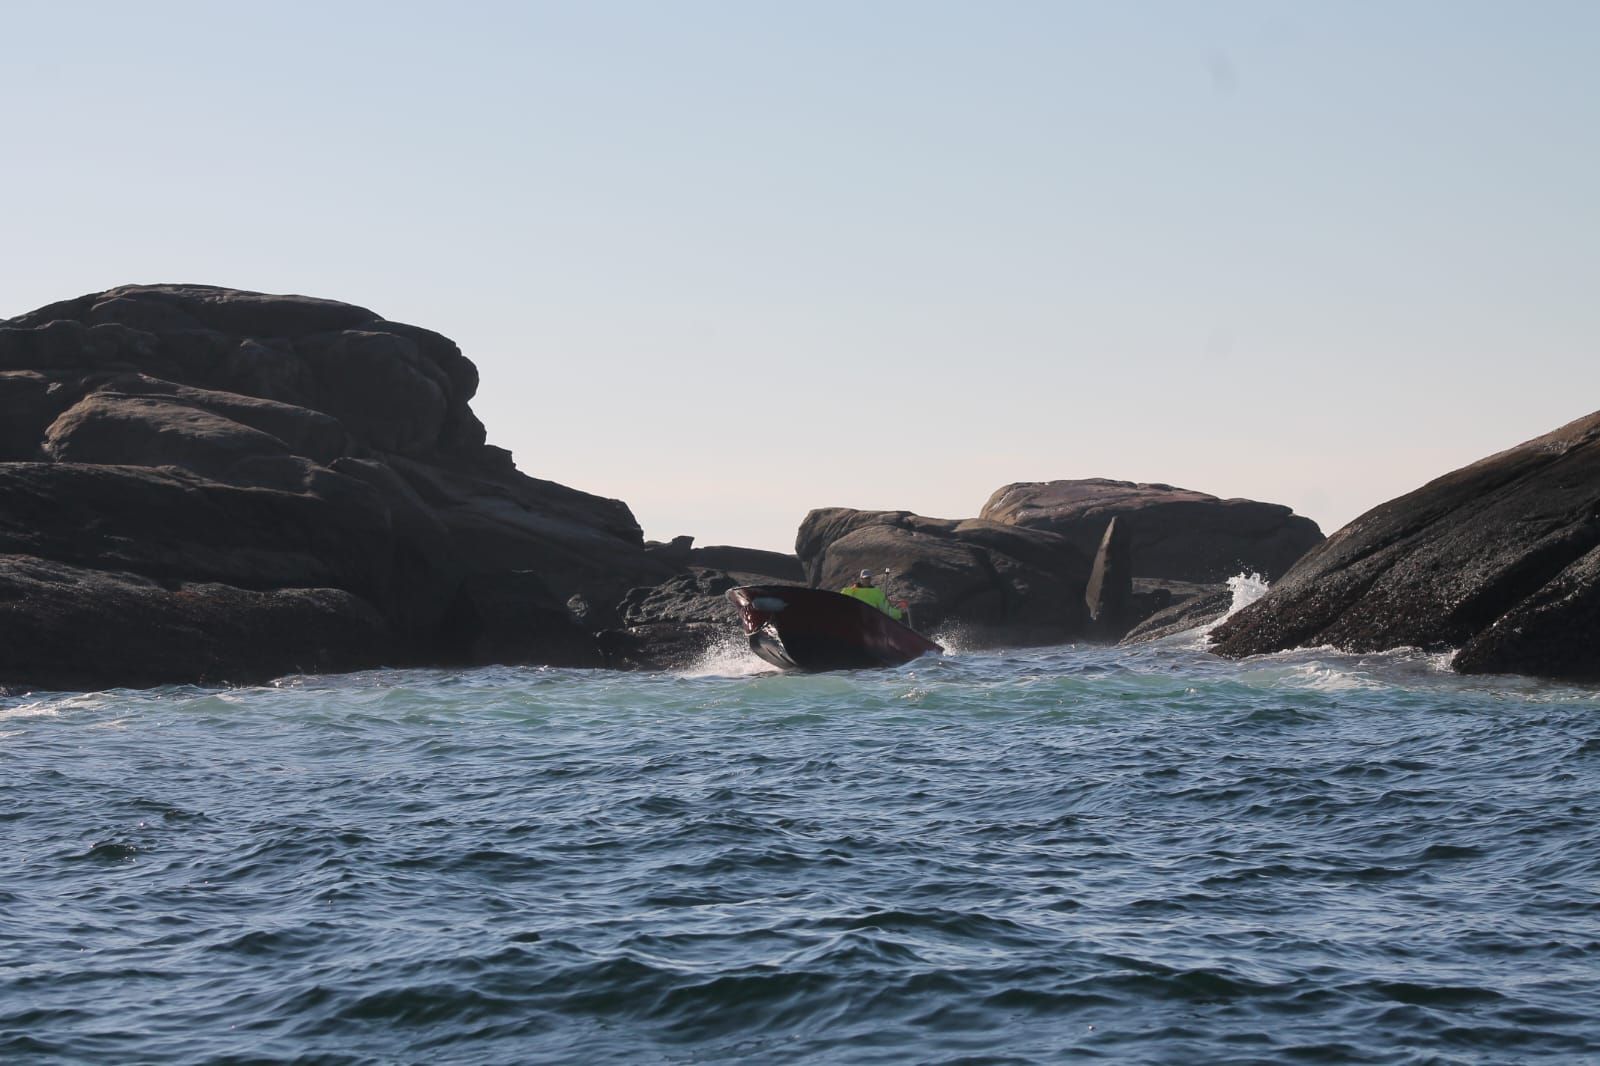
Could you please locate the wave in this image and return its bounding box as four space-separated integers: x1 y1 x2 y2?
6 634 1600 1063
676 629 778 679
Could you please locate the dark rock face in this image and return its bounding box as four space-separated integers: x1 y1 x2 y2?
441 572 604 669
0 284 676 690
981 479 1323 583
795 508 1092 644
618 569 742 628
1211 411 1600 681
1452 546 1600 678
643 535 696 569
0 555 391 693
596 622 726 672
688 544 805 583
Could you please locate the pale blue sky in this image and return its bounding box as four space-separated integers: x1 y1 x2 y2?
5 2 1597 551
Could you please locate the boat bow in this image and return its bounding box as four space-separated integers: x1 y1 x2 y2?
727 585 943 672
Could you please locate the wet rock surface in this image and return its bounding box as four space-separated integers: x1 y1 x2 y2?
596 622 727 672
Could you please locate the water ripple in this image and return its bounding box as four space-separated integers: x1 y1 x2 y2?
2 644 1598 1062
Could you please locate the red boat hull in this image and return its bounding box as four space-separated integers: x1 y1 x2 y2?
726 585 944 672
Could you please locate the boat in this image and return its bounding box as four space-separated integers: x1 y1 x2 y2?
726 584 944 671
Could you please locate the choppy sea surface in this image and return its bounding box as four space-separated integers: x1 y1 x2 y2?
4 621 1599 1064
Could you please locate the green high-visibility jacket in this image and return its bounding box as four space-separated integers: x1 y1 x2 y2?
840 583 903 621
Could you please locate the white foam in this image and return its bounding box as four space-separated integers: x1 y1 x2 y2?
928 624 972 656
1223 572 1271 618
676 629 778 679
0 690 113 722
1234 644 1478 694
1284 660 1387 692
1176 572 1272 647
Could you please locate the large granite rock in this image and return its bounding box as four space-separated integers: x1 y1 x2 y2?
981 478 1323 582
1211 410 1600 681
795 508 1092 644
0 284 677 689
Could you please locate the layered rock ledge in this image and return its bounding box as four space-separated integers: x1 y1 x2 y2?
0 284 681 689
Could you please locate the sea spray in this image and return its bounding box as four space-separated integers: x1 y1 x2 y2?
1171 571 1272 647
1224 571 1271 617
678 627 778 678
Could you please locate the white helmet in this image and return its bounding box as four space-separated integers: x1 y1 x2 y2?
859 569 873 580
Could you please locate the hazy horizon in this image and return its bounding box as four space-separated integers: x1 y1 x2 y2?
6 1 1596 552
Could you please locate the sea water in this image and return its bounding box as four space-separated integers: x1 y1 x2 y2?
3 622 1599 1063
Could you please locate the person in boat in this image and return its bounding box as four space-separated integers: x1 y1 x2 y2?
840 569 911 623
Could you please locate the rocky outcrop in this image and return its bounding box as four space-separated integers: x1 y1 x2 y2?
795 508 1092 644
0 284 677 689
981 479 1323 582
618 569 742 628
596 623 726 672
689 544 805 584
1211 410 1600 681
